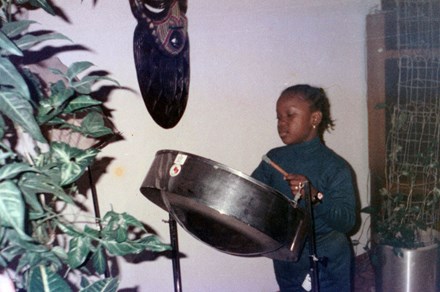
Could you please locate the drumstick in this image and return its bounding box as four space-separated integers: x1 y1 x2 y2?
262 155 288 177
262 155 323 205
262 155 302 205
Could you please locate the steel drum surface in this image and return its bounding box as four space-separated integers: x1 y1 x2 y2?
140 150 308 261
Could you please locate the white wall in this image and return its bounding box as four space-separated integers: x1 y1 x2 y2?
31 0 379 291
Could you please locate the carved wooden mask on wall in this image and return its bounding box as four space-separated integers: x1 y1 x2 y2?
130 0 190 129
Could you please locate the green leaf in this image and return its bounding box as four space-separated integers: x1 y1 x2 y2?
73 75 120 94
51 246 68 262
64 95 102 113
120 212 146 229
0 30 23 56
115 227 127 243
18 171 74 205
15 32 71 51
80 277 91 289
0 181 26 236
28 0 55 15
102 211 145 232
66 61 94 82
37 86 75 124
0 56 30 99
0 253 7 268
67 236 91 269
71 76 100 95
1 20 36 38
41 116 66 127
0 91 47 143
91 247 107 275
102 240 143 256
16 246 63 272
83 225 100 238
57 222 82 237
79 112 113 138
19 194 44 220
103 235 170 256
28 265 72 292
0 162 35 181
0 115 6 140
0 150 14 164
1 244 25 262
79 277 119 292
47 67 65 77
17 250 43 271
101 211 148 243
137 235 172 252
51 142 99 185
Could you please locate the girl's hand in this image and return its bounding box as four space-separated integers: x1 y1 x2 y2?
284 173 309 195
284 174 322 203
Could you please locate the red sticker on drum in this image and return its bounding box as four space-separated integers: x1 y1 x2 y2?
169 164 182 177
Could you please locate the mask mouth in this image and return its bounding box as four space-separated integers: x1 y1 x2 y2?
143 0 167 10
132 0 171 21
144 3 166 13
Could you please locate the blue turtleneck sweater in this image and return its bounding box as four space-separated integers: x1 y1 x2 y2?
251 137 356 236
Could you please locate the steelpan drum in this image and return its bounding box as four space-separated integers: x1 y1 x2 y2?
140 150 308 261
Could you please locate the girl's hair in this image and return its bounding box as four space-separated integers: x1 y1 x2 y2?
281 84 335 141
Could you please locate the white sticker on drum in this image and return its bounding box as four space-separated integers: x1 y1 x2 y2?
174 153 188 165
169 164 182 177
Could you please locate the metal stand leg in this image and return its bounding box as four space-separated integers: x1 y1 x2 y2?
303 182 320 292
87 166 111 278
168 214 183 292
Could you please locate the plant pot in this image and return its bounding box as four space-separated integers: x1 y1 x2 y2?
375 244 439 292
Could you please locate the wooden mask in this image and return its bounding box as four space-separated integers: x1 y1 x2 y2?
130 0 190 129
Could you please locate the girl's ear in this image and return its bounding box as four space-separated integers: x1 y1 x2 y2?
312 111 323 127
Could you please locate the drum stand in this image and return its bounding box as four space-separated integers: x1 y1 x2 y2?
163 184 323 292
167 213 183 292
303 181 325 292
164 183 322 292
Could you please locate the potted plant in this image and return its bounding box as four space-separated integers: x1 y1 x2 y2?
0 0 170 291
363 104 440 292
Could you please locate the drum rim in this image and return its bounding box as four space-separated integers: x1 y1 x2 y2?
156 149 290 202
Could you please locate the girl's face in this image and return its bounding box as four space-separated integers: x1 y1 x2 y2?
276 93 321 145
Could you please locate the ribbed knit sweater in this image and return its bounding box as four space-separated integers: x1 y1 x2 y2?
251 137 356 236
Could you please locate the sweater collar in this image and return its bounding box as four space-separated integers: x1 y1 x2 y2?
286 137 322 154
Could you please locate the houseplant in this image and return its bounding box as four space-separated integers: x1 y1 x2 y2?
363 103 440 291
0 0 170 291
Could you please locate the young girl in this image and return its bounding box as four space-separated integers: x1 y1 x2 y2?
252 84 356 291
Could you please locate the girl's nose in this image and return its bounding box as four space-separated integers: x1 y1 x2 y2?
278 119 286 126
